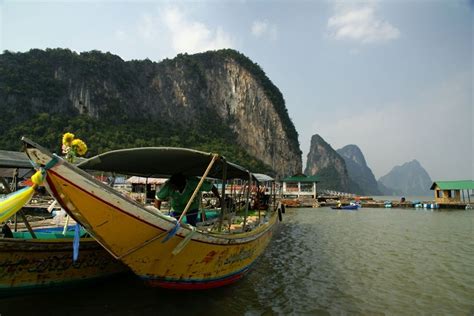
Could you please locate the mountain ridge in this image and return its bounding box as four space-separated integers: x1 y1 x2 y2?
0 48 302 176
305 134 362 193
378 159 433 196
337 144 381 195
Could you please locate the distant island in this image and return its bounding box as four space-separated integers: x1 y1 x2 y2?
305 134 433 196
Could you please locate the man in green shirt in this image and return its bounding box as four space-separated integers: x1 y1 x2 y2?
155 173 220 226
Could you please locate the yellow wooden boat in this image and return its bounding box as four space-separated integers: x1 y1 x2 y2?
22 138 279 290
0 229 128 292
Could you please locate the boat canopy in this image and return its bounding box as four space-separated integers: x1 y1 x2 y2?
0 150 34 178
0 150 32 169
77 147 254 180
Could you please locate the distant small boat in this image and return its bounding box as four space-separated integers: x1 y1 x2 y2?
331 204 360 210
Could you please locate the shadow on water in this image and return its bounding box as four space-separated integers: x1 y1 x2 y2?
1 271 259 316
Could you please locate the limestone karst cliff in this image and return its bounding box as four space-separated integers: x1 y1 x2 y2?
378 160 432 196
0 48 301 177
304 134 362 193
337 144 381 195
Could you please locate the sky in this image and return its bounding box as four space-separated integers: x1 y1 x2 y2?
1 0 472 180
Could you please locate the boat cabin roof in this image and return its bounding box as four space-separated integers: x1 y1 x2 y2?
78 147 255 181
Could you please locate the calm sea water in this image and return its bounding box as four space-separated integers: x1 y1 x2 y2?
1 207 473 315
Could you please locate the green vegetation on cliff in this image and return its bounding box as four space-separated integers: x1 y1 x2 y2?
0 112 272 173
0 48 300 174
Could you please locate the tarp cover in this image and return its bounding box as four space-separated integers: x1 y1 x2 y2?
0 150 32 168
77 147 254 180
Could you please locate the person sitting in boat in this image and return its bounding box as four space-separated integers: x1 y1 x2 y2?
1 224 13 238
154 173 220 226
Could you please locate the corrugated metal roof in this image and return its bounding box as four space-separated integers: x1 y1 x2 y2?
253 173 274 182
430 180 474 190
0 150 32 168
282 175 319 183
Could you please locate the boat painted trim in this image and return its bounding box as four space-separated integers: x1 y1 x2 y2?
141 264 253 290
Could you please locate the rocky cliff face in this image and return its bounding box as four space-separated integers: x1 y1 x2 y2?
378 160 432 196
304 134 362 193
191 53 301 176
0 49 301 177
337 144 381 195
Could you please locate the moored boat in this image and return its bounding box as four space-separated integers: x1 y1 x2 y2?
331 204 360 210
0 229 127 292
0 149 128 292
22 138 280 290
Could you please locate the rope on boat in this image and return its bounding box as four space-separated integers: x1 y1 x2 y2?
161 222 180 243
73 223 80 262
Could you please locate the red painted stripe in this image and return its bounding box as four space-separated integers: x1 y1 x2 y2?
144 272 245 290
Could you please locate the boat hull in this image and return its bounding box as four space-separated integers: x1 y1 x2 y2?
24 147 278 289
0 236 127 291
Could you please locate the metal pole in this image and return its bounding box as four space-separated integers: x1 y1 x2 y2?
242 173 251 231
13 169 18 232
218 160 228 231
145 177 148 204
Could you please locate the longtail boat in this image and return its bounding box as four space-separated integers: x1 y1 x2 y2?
0 149 127 292
22 137 280 290
0 229 127 292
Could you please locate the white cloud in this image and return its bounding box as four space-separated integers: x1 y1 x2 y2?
160 6 234 54
251 20 278 41
327 4 400 43
134 6 235 58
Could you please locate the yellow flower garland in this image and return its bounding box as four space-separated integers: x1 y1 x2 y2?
62 132 88 162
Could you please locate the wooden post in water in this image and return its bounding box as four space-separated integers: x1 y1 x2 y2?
19 210 36 239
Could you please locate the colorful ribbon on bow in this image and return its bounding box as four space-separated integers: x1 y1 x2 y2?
0 156 58 223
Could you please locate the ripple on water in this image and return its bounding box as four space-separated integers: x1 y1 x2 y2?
249 208 474 315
